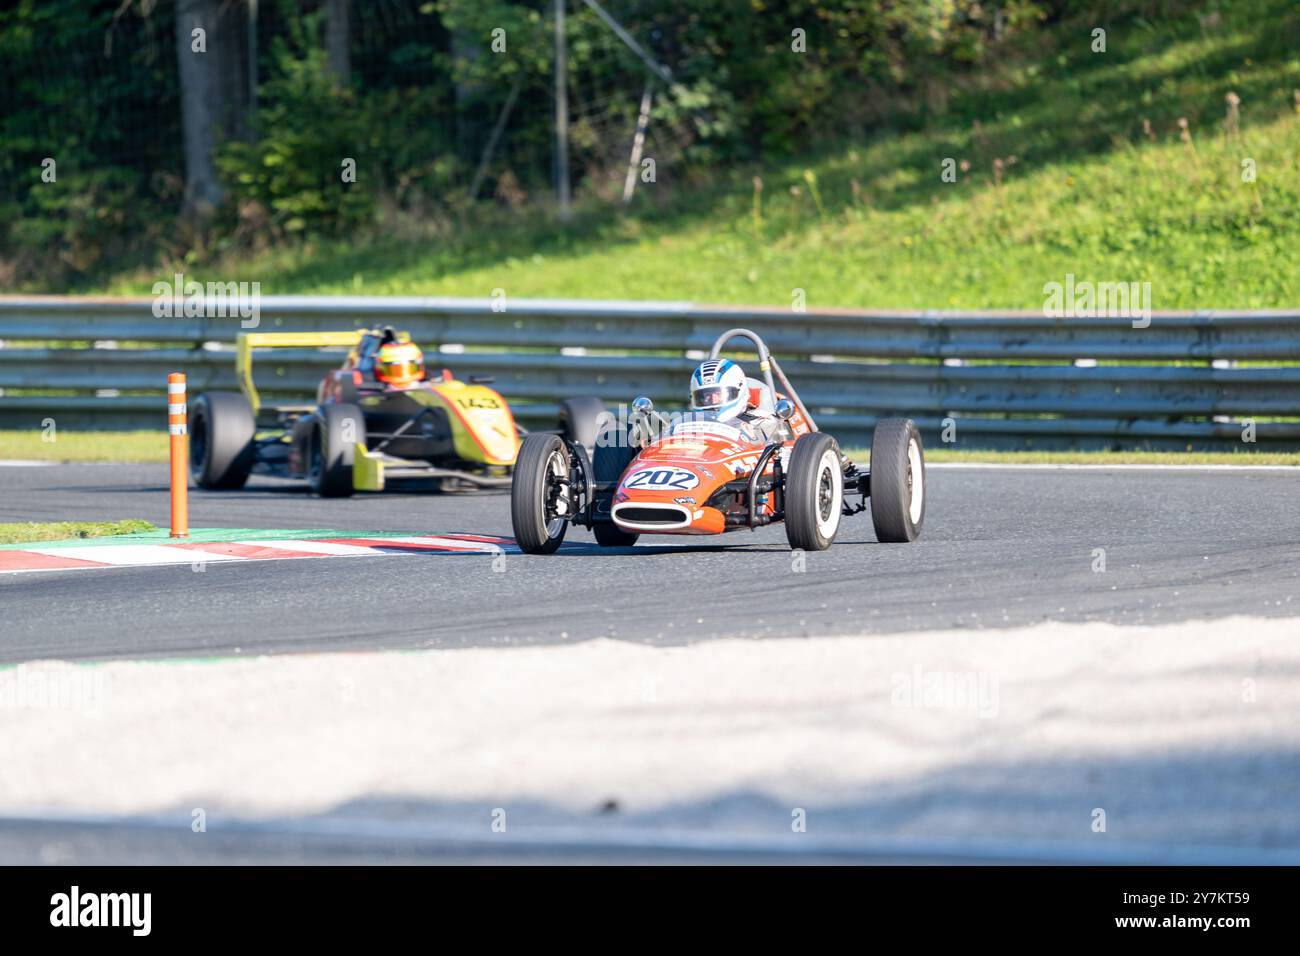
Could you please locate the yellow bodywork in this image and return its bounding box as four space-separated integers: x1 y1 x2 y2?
426 380 519 465
353 443 386 491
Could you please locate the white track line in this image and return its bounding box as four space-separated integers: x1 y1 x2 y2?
0 550 382 576
0 537 524 575
23 544 245 566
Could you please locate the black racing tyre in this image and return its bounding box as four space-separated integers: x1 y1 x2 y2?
332 369 360 404
511 432 572 554
190 392 255 490
869 418 925 543
784 432 844 552
591 420 639 548
557 396 612 452
309 403 364 498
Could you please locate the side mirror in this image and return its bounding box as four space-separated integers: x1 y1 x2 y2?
632 396 654 415
774 399 796 421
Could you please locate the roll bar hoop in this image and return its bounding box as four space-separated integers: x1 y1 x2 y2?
707 328 818 431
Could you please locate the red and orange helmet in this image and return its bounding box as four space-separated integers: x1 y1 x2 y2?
375 340 425 388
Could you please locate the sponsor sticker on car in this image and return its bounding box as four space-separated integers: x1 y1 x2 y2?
668 420 744 441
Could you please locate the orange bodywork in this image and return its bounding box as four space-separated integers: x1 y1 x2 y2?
610 404 811 536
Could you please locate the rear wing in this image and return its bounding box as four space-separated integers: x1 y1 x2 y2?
235 331 363 414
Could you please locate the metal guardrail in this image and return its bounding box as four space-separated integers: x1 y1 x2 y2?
1 296 1298 448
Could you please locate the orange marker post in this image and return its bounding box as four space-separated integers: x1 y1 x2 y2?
168 372 189 537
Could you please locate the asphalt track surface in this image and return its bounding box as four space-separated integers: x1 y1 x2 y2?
3 462 1298 664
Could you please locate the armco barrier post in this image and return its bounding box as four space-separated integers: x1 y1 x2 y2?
168 372 189 537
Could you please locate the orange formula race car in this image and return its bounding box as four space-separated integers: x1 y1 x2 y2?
510 328 926 553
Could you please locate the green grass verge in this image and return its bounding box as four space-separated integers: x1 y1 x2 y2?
74 0 1300 309
0 520 155 546
0 430 168 462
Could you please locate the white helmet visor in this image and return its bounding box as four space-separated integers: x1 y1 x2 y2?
692 384 742 410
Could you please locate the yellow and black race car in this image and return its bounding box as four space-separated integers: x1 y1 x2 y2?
189 327 608 497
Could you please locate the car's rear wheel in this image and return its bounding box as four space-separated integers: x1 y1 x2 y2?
190 392 256 490
591 421 639 547
869 418 925 543
309 403 364 498
784 432 843 552
557 396 611 452
511 433 573 554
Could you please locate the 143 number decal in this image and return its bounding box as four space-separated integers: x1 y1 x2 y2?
456 396 501 410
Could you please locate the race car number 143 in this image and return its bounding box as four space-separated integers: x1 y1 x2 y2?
624 467 700 490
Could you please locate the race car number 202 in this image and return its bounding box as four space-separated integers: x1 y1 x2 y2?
624 467 699 491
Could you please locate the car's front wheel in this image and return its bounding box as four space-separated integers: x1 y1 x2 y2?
511 433 574 554
309 403 364 498
784 432 844 551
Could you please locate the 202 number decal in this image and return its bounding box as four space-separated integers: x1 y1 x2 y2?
624 467 700 490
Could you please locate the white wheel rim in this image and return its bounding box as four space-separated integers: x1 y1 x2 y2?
814 448 843 538
906 437 924 525
545 449 570 537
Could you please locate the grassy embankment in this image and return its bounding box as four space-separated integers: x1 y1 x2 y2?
73 1 1300 309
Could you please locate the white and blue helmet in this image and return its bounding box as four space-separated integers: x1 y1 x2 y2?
690 359 747 422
